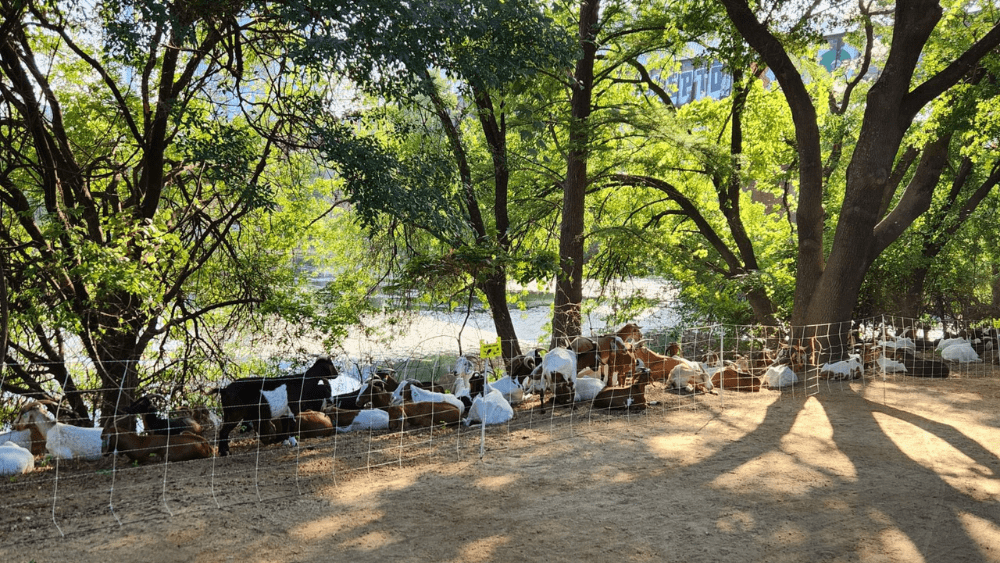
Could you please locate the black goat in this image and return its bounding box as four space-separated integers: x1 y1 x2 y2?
325 377 393 410
124 395 203 436
216 357 339 456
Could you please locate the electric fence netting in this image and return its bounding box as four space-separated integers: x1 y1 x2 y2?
2 315 998 540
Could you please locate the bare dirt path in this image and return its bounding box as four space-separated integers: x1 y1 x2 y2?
3 378 1000 563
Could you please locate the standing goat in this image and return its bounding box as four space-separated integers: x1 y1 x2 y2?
525 347 577 413
216 357 339 456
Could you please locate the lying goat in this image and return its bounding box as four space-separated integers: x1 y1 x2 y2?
590 368 652 411
103 426 214 464
14 401 104 461
124 395 203 436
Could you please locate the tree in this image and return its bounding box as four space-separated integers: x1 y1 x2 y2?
0 0 395 422
300 0 573 361
717 0 1000 358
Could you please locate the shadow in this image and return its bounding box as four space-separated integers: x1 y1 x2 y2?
3 381 999 563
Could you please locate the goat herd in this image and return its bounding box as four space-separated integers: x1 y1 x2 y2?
2 322 989 477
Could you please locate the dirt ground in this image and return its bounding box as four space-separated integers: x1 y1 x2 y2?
3 375 1000 563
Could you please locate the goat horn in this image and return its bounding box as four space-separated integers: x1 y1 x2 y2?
19 399 58 413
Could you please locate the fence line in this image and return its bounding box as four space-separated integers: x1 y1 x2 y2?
2 315 998 540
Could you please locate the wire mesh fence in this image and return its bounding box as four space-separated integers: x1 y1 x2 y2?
2 315 998 540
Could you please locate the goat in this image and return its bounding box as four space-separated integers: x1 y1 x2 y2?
940 342 980 362
259 410 334 444
483 374 526 405
294 410 335 440
615 323 643 343
409 384 466 416
0 425 47 456
508 349 543 387
0 441 34 476
710 366 763 392
328 377 393 411
776 342 809 372
895 349 950 378
819 355 864 380
14 402 104 461
701 350 723 367
744 348 777 377
124 395 203 436
632 344 686 382
216 357 339 456
451 372 492 411
335 409 390 433
590 368 652 411
382 402 462 431
569 335 638 385
764 364 798 388
464 384 515 426
103 426 214 463
524 347 577 413
573 375 606 402
667 360 714 393
391 378 449 405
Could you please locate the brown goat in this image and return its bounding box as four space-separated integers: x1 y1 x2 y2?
380 402 462 431
632 345 685 382
570 334 639 385
103 427 214 464
294 410 334 440
615 323 643 343
710 366 762 392
319 406 363 427
590 369 652 411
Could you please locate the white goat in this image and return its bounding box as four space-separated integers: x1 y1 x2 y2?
876 356 907 373
526 347 577 412
409 384 466 416
0 441 34 476
335 409 390 433
667 359 714 393
14 402 105 461
936 337 970 352
485 374 527 405
573 376 606 402
940 342 980 362
764 364 798 388
463 384 514 426
0 427 46 456
819 354 864 380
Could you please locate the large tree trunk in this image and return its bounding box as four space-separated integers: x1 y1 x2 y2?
552 0 600 348
719 0 1000 361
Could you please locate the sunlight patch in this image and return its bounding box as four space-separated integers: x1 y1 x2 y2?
474 474 517 490
873 412 998 500
716 510 757 534
779 397 857 480
711 397 856 494
958 512 1000 560
291 509 384 541
446 535 510 563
